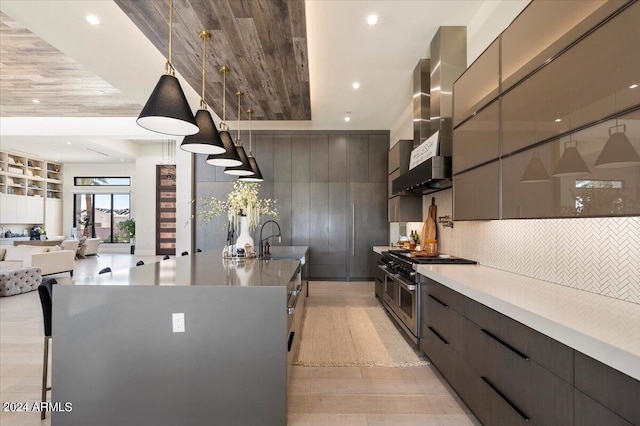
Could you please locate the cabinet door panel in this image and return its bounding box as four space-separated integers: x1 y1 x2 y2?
348 183 386 279
419 320 465 394
291 183 309 246
328 134 347 182
574 389 634 426
575 351 640 425
453 99 500 173
368 134 388 183
273 135 292 182
292 135 310 182
349 135 368 183
273 183 293 246
309 135 329 182
453 161 500 221
465 297 573 383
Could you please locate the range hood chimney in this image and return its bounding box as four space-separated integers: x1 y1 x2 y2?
393 27 467 194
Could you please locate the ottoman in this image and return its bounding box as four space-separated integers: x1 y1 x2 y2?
0 267 43 296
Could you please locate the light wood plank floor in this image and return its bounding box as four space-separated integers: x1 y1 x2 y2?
0 255 479 425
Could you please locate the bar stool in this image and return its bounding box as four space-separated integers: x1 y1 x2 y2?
38 278 57 419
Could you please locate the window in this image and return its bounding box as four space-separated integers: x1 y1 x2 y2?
74 193 131 243
74 177 131 186
574 179 625 215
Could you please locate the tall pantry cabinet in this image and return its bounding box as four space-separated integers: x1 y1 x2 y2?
194 130 389 281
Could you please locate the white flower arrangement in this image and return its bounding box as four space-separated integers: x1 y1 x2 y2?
196 181 278 232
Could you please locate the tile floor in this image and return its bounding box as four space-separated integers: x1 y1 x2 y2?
0 255 478 425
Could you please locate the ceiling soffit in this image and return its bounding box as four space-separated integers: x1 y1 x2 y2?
0 12 142 118
114 0 310 122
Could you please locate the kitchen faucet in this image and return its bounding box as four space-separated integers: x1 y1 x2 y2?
259 220 282 257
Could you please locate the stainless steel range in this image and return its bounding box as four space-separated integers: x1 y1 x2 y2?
379 250 476 343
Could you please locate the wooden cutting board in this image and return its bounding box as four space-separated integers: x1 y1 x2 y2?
421 197 437 243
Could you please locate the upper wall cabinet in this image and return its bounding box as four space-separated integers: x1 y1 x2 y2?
503 110 640 219
453 99 500 174
500 0 627 91
453 39 499 127
502 2 640 155
452 0 640 220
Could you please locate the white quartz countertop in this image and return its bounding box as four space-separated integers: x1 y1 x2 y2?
416 264 640 381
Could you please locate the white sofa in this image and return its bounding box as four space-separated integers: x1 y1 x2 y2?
0 245 75 276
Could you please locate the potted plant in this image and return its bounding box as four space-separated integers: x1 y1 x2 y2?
118 218 136 254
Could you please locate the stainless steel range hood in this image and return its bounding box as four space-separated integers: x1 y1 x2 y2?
393 26 466 194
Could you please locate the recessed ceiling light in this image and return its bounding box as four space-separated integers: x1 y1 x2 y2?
32 99 40 104
366 14 378 26
120 159 124 162
66 141 72 145
630 84 639 89
555 118 562 122
352 82 360 90
86 14 100 25
344 116 351 122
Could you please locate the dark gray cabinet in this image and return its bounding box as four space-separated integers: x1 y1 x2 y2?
370 251 383 300
349 182 387 279
453 160 500 221
419 276 640 426
388 139 422 222
195 130 388 280
574 351 640 425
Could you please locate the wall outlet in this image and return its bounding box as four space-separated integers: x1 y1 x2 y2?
172 313 185 333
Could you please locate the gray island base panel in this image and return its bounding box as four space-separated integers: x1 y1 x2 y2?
416 264 640 381
51 249 307 426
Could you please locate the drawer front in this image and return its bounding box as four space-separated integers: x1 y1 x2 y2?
421 277 465 314
464 364 532 426
575 351 640 425
419 320 464 394
465 318 574 425
574 389 634 426
422 291 465 354
465 297 573 383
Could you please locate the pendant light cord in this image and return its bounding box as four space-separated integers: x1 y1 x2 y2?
236 92 243 145
199 31 210 109
220 67 228 129
248 109 253 155
166 0 174 75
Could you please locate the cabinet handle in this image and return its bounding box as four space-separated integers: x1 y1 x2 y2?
287 331 295 352
351 203 355 256
481 329 529 361
481 376 530 422
428 326 449 345
428 294 449 309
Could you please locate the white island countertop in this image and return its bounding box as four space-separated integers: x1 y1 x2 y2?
417 264 640 381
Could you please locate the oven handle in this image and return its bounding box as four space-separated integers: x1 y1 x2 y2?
378 265 416 291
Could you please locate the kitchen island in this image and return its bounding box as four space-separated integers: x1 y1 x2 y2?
52 247 308 426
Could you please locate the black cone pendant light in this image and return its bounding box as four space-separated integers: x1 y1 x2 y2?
239 109 264 182
206 66 242 167
180 31 225 154
136 0 198 136
224 92 254 176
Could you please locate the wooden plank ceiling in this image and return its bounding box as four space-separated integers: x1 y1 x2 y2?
114 0 310 122
0 12 142 118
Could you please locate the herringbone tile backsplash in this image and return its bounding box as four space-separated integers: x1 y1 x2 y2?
429 190 640 304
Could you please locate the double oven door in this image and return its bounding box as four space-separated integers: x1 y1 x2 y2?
380 265 419 343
